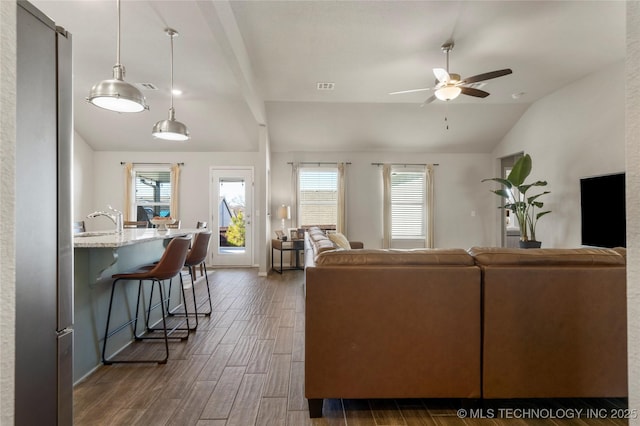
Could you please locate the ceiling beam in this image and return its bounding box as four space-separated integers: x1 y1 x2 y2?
197 0 266 126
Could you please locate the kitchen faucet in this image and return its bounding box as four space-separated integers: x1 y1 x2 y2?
87 205 123 234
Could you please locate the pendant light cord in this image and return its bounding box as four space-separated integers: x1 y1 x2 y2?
170 31 174 110
116 0 121 67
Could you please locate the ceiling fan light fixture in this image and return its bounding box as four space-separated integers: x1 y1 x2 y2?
153 28 190 141
152 108 190 141
435 85 461 101
87 0 148 113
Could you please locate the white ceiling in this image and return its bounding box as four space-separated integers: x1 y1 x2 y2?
31 0 625 154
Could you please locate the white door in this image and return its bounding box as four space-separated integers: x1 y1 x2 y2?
210 167 253 266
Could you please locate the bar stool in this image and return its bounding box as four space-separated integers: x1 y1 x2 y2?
195 221 208 276
102 236 191 365
167 231 213 328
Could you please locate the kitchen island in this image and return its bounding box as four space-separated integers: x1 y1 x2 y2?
74 228 203 381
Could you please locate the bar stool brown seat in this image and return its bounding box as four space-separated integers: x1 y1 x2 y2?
167 231 213 329
102 236 191 365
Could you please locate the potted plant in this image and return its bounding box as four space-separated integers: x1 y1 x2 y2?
482 154 551 248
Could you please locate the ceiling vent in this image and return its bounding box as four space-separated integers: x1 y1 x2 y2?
316 82 335 91
136 82 159 91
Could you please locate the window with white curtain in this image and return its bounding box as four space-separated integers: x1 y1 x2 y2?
298 167 338 227
133 167 172 220
391 168 426 239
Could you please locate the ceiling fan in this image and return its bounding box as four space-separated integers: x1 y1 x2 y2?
389 41 513 105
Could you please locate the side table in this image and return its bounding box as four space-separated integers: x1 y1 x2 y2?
271 239 304 273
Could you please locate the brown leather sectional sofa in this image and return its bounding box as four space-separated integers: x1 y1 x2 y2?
303 230 628 418
469 247 627 399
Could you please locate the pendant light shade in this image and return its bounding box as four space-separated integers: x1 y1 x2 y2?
152 108 190 141
153 28 190 141
87 0 148 113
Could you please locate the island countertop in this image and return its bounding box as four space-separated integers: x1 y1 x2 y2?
74 228 202 248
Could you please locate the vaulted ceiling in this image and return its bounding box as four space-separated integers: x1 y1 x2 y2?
31 0 625 153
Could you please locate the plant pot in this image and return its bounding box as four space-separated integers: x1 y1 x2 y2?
519 240 542 249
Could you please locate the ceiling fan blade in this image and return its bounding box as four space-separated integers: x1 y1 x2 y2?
420 95 437 107
433 68 450 83
388 87 432 95
460 86 490 98
462 68 513 84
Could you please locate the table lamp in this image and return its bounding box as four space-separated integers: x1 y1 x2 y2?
277 205 290 233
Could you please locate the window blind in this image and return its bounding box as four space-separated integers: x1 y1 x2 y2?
299 168 338 226
135 170 171 217
391 170 425 238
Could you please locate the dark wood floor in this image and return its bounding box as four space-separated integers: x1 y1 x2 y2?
73 268 629 425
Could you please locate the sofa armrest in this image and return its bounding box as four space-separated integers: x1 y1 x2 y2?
348 241 363 249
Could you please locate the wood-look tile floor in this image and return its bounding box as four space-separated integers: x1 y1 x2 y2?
73 268 629 425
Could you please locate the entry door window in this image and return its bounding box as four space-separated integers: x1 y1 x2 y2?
219 178 246 253
211 168 253 267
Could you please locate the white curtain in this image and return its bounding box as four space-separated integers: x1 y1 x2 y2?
425 164 435 248
290 162 299 227
382 164 392 248
123 162 134 221
337 162 346 234
170 163 180 220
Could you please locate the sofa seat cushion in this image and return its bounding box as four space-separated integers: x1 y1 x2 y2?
468 247 625 266
315 248 474 266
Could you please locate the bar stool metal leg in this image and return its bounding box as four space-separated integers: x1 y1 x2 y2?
146 276 193 334
197 263 212 316
102 278 174 364
165 273 199 330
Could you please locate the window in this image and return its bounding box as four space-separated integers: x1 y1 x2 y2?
298 167 338 227
130 167 172 221
124 163 180 222
390 169 426 239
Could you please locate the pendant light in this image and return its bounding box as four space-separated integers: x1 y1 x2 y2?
152 28 190 141
87 0 148 113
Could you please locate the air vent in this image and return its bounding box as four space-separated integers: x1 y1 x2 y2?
136 82 159 90
316 82 335 91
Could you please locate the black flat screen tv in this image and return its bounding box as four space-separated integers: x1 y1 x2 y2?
580 172 626 248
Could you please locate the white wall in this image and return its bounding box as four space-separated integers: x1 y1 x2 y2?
270 151 495 249
626 2 640 422
72 131 94 226
492 61 626 248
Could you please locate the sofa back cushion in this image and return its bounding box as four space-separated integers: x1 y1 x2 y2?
467 247 625 266
327 232 351 250
315 248 474 266
306 227 337 256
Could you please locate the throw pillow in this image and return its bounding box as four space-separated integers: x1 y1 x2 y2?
328 232 351 250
